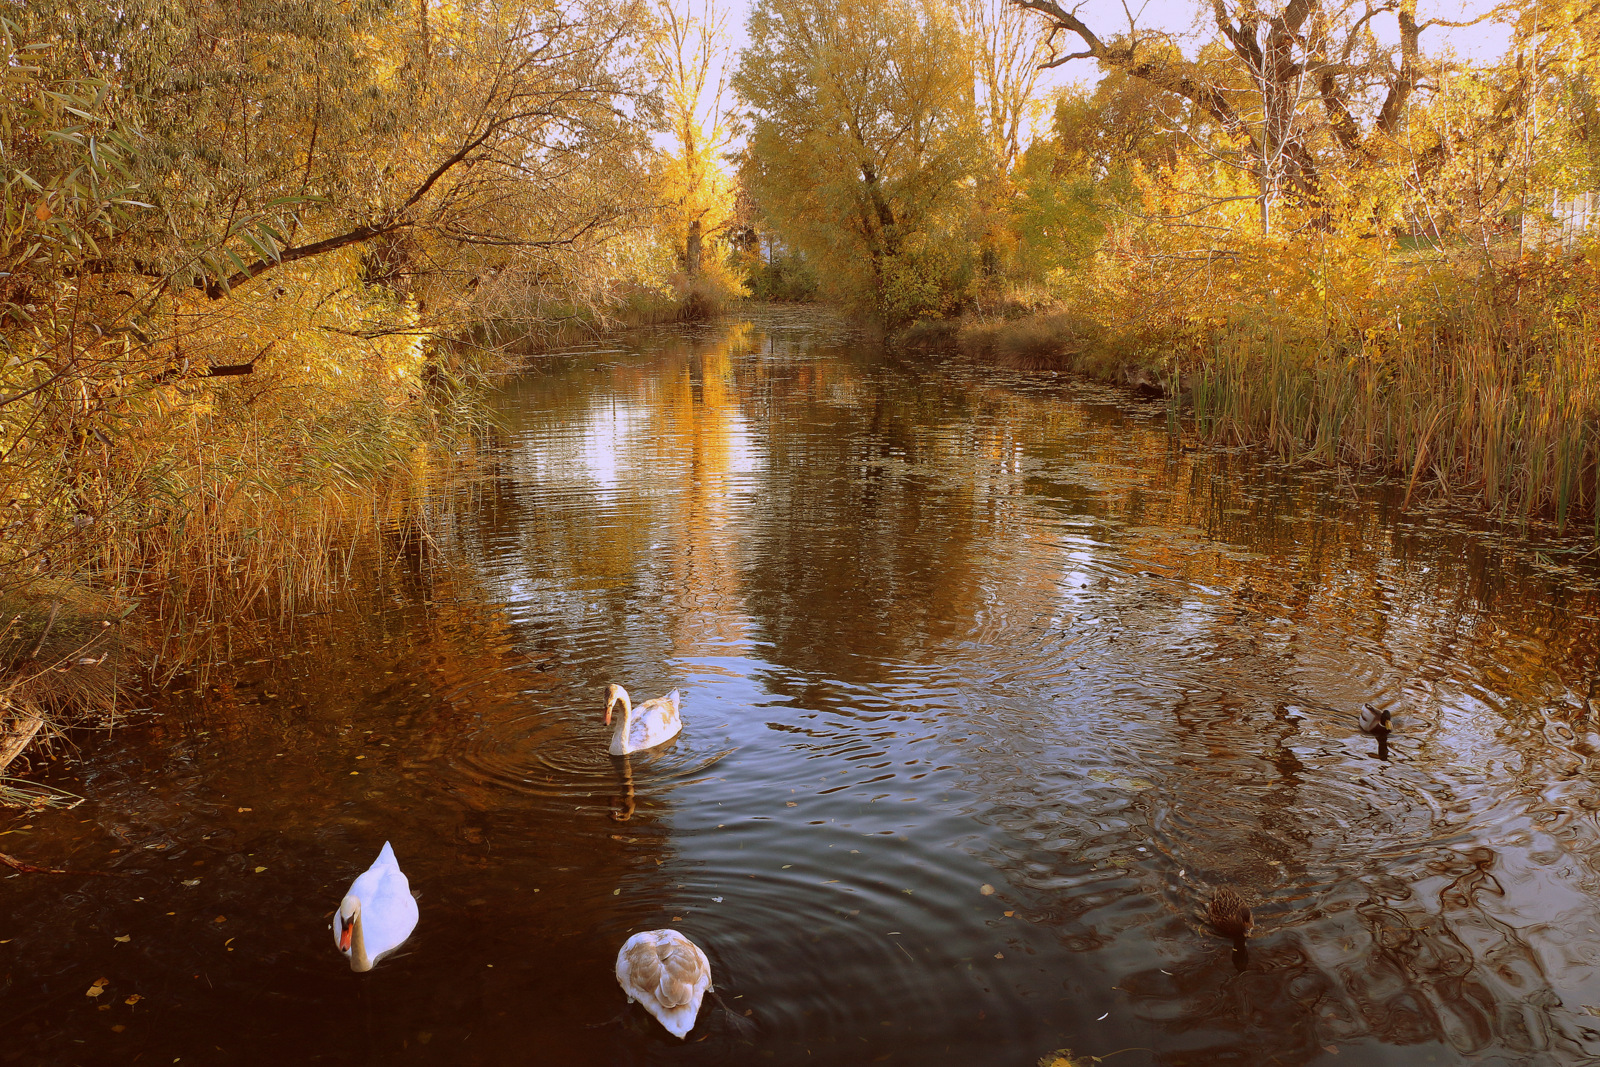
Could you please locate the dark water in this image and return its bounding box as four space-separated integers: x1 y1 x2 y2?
9 306 1600 1066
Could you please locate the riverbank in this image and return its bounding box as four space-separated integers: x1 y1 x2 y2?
895 245 1600 536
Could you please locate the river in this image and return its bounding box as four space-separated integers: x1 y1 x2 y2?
7 305 1600 1065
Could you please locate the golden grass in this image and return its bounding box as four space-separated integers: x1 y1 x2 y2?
1184 301 1600 533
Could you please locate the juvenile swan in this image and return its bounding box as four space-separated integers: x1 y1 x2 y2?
605 684 682 755
333 841 419 972
616 929 712 1038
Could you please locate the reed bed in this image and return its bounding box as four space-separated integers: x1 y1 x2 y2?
1183 287 1600 535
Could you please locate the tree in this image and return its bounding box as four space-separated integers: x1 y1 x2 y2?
1010 0 1505 235
733 0 982 316
649 0 739 277
0 0 664 609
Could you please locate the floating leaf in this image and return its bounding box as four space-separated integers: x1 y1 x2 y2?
980 884 995 896
124 994 142 1006
253 867 267 874
113 935 130 943
86 978 108 997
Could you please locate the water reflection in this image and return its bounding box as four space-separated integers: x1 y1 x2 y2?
8 306 1600 1064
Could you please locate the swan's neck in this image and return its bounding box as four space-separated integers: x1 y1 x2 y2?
347 901 373 972
611 695 633 752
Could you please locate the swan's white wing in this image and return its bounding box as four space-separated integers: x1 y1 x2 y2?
617 930 711 1038
346 842 419 962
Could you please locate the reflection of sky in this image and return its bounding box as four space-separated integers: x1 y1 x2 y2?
519 395 762 506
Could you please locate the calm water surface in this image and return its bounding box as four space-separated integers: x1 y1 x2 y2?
9 306 1600 1066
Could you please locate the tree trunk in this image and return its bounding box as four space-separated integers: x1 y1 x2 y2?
686 218 703 276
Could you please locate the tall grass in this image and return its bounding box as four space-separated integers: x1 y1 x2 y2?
1183 291 1600 534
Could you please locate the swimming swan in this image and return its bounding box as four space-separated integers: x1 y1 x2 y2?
333 841 419 972
605 684 682 755
616 929 712 1038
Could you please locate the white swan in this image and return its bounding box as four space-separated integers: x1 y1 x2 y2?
333 841 419 972
605 684 682 755
616 929 712 1038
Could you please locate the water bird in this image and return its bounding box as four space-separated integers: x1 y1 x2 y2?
1207 887 1254 940
333 841 419 972
605 684 682 755
616 929 712 1038
1359 703 1392 733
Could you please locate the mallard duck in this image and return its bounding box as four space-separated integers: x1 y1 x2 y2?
333 841 419 972
616 929 712 1038
605 684 682 755
1208 887 1254 940
1359 703 1392 733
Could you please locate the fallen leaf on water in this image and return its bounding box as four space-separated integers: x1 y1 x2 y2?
672 916 683 922
786 801 797 807
253 867 267 874
1097 1011 1109 1020
612 888 620 895
113 935 130 943
111 1025 126 1033
236 807 252 813
1004 910 1015 917
213 915 227 923
124 994 142 1006
86 979 108 997
980 884 995 896
782 864 792 869
1323 1047 1338 1055
182 880 200 887
994 952 1004 959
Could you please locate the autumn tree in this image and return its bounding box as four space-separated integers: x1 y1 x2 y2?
0 0 662 610
733 0 982 318
1011 0 1507 235
649 0 739 278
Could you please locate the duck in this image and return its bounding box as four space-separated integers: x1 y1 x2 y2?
333 841 419 972
1208 887 1254 940
605 684 682 755
1359 703 1392 733
616 928 712 1038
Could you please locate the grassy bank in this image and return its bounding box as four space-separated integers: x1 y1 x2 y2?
895 246 1600 535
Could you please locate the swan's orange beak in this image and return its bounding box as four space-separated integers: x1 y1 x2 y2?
604 696 614 726
338 920 352 952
